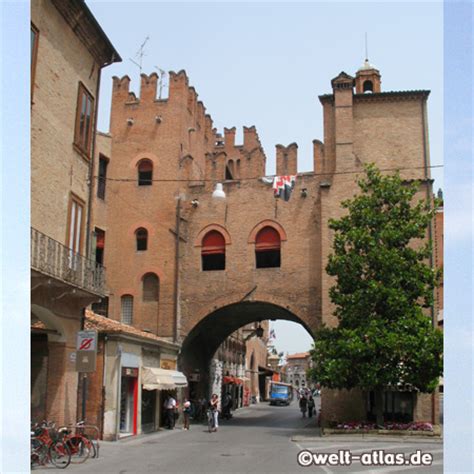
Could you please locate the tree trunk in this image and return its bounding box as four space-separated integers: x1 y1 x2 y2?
374 389 384 428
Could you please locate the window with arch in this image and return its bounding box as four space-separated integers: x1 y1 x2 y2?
137 159 153 186
363 80 374 93
225 160 235 180
135 228 148 251
121 295 133 325
143 273 159 302
201 230 225 271
255 226 281 268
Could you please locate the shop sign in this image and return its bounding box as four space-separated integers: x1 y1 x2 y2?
160 359 177 370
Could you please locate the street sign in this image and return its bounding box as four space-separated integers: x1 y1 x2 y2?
76 330 97 351
76 330 98 372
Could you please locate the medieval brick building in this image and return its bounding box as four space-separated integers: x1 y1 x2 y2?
91 58 438 425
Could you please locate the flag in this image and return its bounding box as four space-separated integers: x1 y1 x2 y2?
273 175 296 201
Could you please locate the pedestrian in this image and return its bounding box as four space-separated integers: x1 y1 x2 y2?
209 393 219 432
307 395 315 418
164 394 177 429
222 392 232 420
299 395 308 418
183 399 191 430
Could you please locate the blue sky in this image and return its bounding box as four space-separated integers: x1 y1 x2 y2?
0 1 472 472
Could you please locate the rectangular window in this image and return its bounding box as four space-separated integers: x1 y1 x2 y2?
74 83 94 157
67 194 85 256
97 155 108 199
121 296 134 325
94 227 105 265
31 23 39 100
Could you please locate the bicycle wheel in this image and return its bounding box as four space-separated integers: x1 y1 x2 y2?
67 435 91 463
49 441 71 469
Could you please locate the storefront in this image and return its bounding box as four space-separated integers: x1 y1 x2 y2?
119 367 139 436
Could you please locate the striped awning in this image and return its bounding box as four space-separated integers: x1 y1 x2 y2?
142 367 188 391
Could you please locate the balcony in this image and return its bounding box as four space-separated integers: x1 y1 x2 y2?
31 227 105 296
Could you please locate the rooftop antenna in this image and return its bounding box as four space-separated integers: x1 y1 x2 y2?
129 36 150 73
154 66 167 99
365 32 369 61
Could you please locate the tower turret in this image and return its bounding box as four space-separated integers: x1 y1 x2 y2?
355 59 381 93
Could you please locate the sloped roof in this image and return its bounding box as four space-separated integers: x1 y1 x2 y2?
286 352 310 360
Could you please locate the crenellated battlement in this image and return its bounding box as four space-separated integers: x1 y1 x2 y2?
276 143 298 176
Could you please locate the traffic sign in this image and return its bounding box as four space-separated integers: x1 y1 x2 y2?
76 330 98 372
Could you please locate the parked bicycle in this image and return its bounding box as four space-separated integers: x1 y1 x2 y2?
58 421 96 463
31 421 71 469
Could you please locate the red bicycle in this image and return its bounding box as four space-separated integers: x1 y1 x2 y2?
31 421 71 469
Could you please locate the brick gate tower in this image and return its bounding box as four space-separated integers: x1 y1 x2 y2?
91 60 437 424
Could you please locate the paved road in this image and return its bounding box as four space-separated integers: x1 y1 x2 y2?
33 399 442 473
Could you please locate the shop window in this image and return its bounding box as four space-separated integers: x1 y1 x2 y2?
143 273 159 302
94 227 105 265
74 83 94 157
97 155 108 199
121 295 133 325
136 228 148 251
255 226 281 268
138 159 153 186
201 230 225 271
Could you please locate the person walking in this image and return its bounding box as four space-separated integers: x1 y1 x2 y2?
307 395 315 418
299 394 308 418
164 394 177 429
182 399 191 430
209 393 219 432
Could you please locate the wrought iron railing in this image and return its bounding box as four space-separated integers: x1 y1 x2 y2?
31 227 105 295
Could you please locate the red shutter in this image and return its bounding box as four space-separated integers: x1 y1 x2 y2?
202 231 225 255
255 227 280 251
96 231 105 249
138 160 153 172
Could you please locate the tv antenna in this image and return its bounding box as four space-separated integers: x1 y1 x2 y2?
129 36 150 73
154 66 167 99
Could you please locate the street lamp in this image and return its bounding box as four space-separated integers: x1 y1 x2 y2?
212 183 226 200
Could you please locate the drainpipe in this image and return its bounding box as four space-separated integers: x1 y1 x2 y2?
421 97 436 426
173 197 182 343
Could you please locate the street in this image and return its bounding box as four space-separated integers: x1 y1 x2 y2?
34 399 442 474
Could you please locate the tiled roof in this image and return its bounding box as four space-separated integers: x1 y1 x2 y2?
84 310 177 346
31 311 179 348
286 352 310 359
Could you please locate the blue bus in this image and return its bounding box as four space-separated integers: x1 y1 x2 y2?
269 382 293 406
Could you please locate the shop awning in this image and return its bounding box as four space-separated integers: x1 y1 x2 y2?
142 367 188 391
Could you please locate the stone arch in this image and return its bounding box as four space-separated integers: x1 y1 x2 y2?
31 304 67 343
194 224 232 247
129 152 159 170
247 220 287 244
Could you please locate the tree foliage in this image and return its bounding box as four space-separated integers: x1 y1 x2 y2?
310 165 443 398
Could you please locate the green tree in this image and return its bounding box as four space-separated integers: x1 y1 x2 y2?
310 164 443 427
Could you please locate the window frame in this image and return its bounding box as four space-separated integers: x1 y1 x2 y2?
121 295 134 325
135 227 148 251
137 159 153 186
142 273 160 302
97 154 109 200
31 23 39 101
74 82 95 158
255 226 281 269
201 230 226 271
66 193 86 256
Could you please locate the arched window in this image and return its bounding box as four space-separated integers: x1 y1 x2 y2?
135 228 148 251
363 80 374 93
225 159 234 180
137 159 153 186
201 230 225 271
143 273 159 302
121 295 133 325
255 226 281 268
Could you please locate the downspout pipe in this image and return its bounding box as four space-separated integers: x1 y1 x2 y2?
421 97 437 426
173 197 182 343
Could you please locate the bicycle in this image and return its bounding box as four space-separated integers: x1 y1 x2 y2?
31 421 71 469
58 427 90 463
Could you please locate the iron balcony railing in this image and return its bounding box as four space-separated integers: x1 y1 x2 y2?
31 227 105 295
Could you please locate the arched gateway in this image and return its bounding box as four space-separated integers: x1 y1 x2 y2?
179 300 314 398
